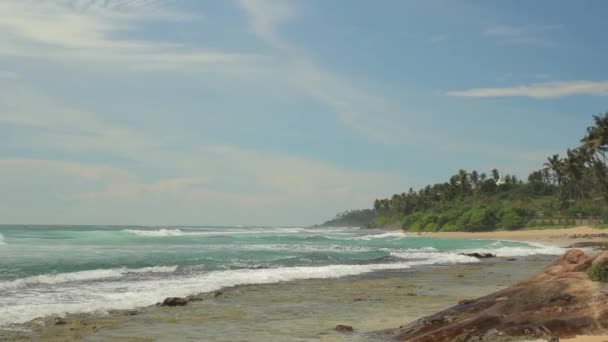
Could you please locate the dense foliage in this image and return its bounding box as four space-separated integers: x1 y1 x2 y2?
587 263 608 282
321 209 376 227
322 113 608 231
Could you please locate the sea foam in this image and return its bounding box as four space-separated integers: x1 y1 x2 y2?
0 266 178 291
0 259 464 326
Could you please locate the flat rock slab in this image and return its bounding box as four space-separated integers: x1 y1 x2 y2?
379 249 608 341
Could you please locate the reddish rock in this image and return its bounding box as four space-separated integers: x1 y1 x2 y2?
382 249 608 341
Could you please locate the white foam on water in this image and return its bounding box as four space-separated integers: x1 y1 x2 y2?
0 266 178 291
0 233 5 245
391 250 480 264
122 228 325 237
0 258 467 327
457 241 565 258
353 231 408 240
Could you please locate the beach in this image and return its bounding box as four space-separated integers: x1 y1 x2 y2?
420 226 608 246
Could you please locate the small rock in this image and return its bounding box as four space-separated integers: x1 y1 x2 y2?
335 324 353 332
458 299 474 305
457 274 465 278
54 319 67 325
459 252 496 259
214 291 223 298
161 297 188 306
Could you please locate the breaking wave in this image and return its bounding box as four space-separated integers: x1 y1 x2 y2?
0 266 178 291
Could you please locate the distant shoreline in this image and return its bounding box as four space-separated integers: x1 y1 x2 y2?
416 225 608 247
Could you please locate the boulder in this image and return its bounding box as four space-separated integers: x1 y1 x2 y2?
592 251 608 267
380 249 608 341
161 297 188 307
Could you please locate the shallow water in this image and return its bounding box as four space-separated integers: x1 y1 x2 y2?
5 257 555 341
0 225 564 330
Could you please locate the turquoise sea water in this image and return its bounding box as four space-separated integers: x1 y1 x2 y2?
0 225 563 327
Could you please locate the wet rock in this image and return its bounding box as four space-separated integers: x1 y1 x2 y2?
568 241 608 251
54 318 67 325
459 253 496 259
335 324 354 332
214 291 223 298
161 297 188 306
383 249 608 341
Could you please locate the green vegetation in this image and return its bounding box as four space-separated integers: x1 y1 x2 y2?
322 113 608 230
321 209 376 227
587 263 608 282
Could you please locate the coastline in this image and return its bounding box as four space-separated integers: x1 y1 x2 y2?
2 257 556 341
417 225 608 247
3 226 608 341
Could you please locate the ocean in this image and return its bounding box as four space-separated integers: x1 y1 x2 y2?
0 225 564 329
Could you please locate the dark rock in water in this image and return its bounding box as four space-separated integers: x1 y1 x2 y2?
161 297 188 306
335 325 354 332
567 241 608 250
54 318 67 325
381 249 608 341
214 291 223 298
459 252 496 259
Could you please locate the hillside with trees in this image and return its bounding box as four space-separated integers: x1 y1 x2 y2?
322 113 608 231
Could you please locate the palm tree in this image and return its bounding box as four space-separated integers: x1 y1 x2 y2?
582 113 608 162
457 169 470 194
581 113 608 203
491 169 500 182
544 154 563 186
470 170 480 190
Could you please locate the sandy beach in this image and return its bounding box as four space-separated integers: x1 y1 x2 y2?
419 226 608 247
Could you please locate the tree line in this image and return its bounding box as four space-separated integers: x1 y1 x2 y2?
323 113 608 231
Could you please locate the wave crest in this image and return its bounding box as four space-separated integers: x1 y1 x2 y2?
0 266 178 291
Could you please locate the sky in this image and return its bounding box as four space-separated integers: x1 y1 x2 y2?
1 0 607 226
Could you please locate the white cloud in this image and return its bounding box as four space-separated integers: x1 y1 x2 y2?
484 24 562 45
447 80 608 98
0 151 410 225
0 0 259 70
238 0 417 144
0 84 414 224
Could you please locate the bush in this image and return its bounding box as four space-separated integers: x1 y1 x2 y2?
402 212 424 231
498 209 526 230
457 206 497 231
587 264 608 282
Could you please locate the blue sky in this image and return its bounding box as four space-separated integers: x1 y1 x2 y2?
0 0 607 225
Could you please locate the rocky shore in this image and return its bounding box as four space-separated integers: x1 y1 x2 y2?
379 249 608 341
